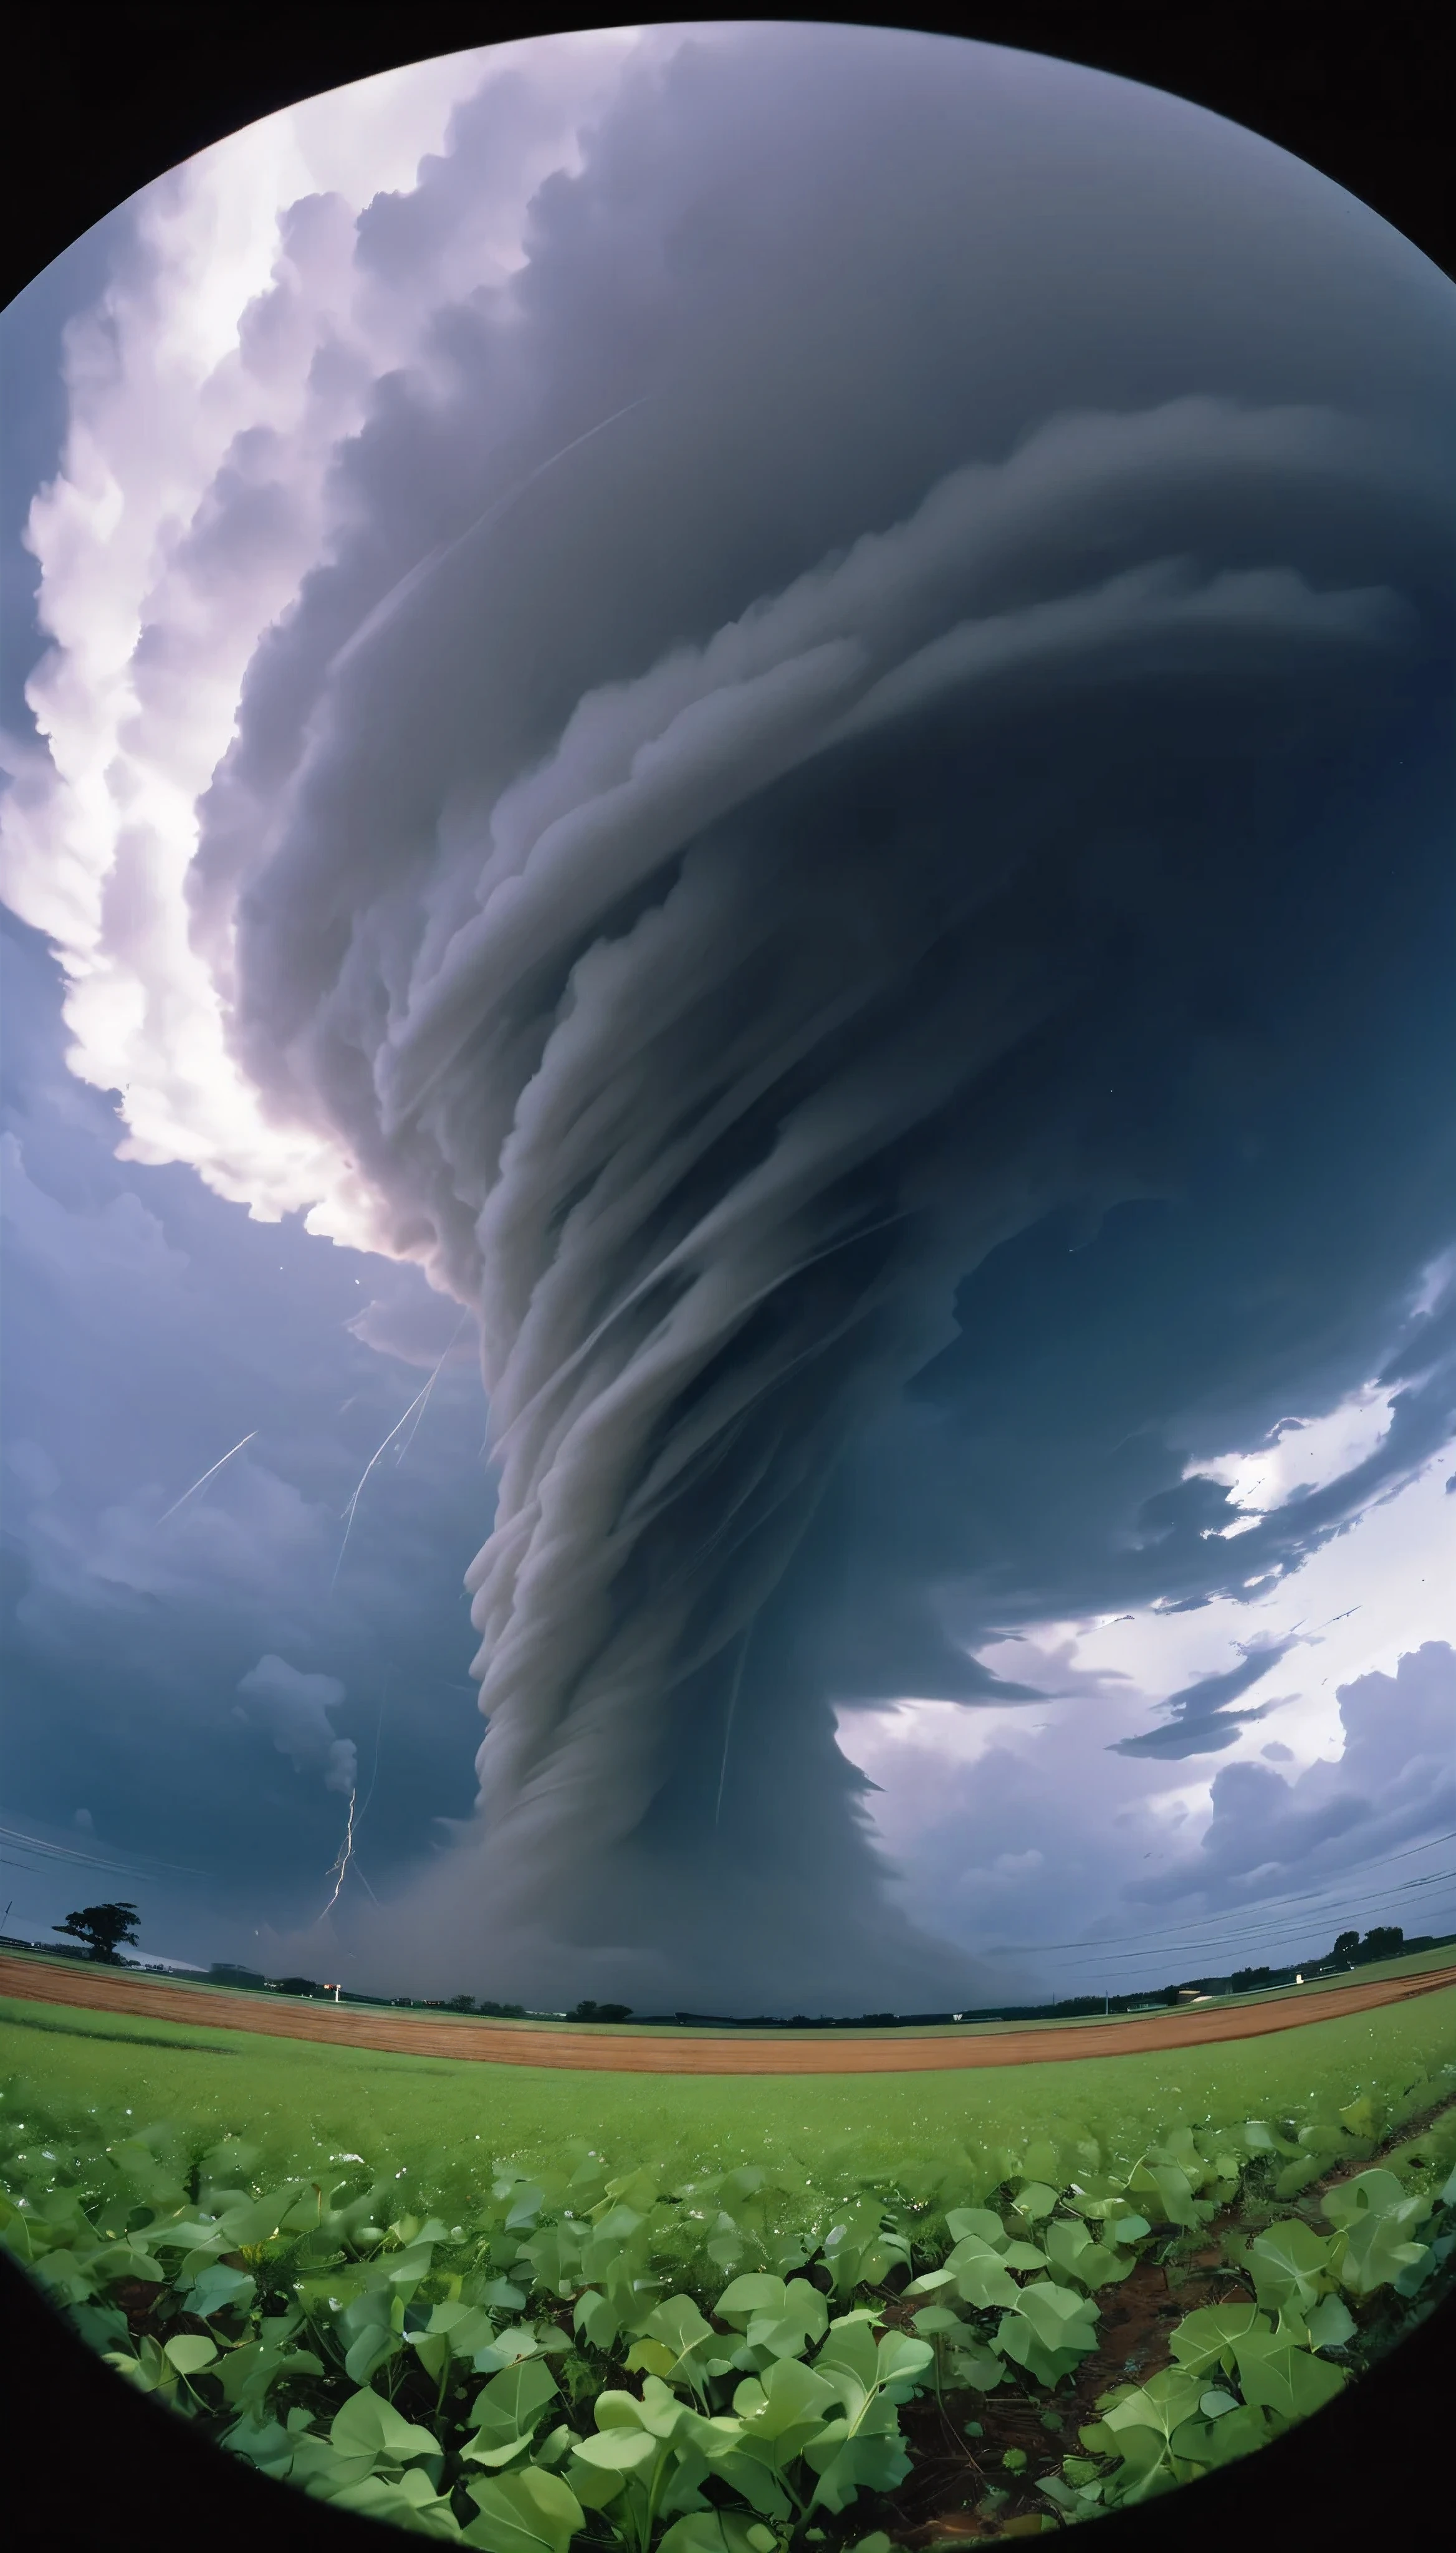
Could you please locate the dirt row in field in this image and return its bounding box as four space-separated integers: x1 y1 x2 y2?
3 1950 1453 2073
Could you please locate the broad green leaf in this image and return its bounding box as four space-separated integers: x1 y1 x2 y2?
716 2274 788 2324
1273 2157 1327 2201
218 2190 300 2249
461 2359 560 2468
658 2517 776 2553
594 2388 653 2432
639 2291 737 2387
1103 2367 1203 2446
735 2352 838 2443
464 2464 583 2553
944 2208 1008 2248
474 2325 544 2375
999 2239 1050 2273
516 2223 583 2297
573 2428 659 2474
562 2458 625 2514
874 2330 933 2393
1171 2402 1272 2473
1127 2161 1203 2229
1303 2294 1356 2352
330 2468 464 2535
330 2387 442 2466
994 2316 1085 2390
804 2422 912 2512
1322 2169 1411 2229
811 2316 879 2415
103 2337 165 2394
472 2276 529 2314
1230 2330 1346 2423
676 2410 794 2519
1167 2303 1264 2380
222 2411 297 2476
1008 2281 1099 2357
186 2263 256 2321
946 2340 1006 2392
1331 2190 1432 2295
1296 2123 1349 2157
628 2375 687 2441
646 2294 716 2351
1011 2183 1058 2221
1042 2218 1094 2276
1247 2219 1335 2312
947 2244 1020 2312
747 2278 829 2363
625 2339 677 2380
163 2333 219 2375
345 2326 403 2385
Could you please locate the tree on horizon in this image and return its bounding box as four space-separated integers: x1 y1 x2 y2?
52 1902 139 1963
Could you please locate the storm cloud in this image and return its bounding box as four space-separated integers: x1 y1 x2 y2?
4 25 1454 2008
1108 1638 1300 1761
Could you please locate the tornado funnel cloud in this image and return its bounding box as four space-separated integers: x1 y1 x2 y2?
92 24 1452 2008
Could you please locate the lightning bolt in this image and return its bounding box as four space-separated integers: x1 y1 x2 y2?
158 1431 257 1523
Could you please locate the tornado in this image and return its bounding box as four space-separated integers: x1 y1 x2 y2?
114 26 1456 2006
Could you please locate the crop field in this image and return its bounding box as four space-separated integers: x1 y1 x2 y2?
4 1973 1456 2541
3 1974 1456 2198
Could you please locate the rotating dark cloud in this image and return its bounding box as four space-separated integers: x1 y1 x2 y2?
22 25 1455 2008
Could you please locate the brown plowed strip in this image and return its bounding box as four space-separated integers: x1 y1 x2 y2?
3 1952 1453 2073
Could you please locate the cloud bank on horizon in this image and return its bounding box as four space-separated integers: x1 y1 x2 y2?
2 23 1454 2009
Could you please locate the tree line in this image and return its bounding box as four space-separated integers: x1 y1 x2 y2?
22 1905 1440 2021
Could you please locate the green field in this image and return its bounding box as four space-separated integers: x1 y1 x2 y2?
4 1977 1454 2203
5 1971 1456 2543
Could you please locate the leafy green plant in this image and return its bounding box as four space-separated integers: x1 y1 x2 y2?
2 2054 1454 2543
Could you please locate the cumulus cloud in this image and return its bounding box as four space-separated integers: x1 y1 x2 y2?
2 24 1454 2005
347 1281 479 1370
236 1652 356 1793
843 1624 1456 1993
0 32 631 1233
1126 1642 1456 1913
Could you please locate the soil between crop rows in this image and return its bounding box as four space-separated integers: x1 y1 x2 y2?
823 2099 1456 2542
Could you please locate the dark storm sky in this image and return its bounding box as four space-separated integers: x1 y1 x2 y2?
2 26 1453 2003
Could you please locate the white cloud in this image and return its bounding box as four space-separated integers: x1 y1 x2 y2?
15 1445 332 1609
1 1129 189 1294
1129 1640 1456 1915
0 33 630 1246
236 1651 355 1793
840 1453 1456 1986
1191 1378 1401 1530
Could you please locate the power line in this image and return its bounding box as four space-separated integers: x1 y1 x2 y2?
1021 1890 1456 1981
983 1829 1456 1957
0 1825 206 1880
1035 1866 1456 1969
